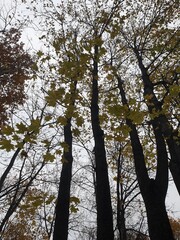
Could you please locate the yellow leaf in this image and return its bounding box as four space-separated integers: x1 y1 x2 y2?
43 152 55 162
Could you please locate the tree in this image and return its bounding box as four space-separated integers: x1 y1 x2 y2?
111 144 145 240
52 74 77 239
0 28 32 126
117 75 174 239
119 0 180 195
170 217 180 240
2 187 54 240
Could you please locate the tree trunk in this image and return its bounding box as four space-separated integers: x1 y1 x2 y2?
53 80 77 240
117 76 174 240
117 151 127 240
91 43 114 240
53 119 73 240
145 181 174 240
134 49 180 195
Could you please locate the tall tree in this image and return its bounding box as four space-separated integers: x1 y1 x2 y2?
53 78 77 240
90 37 114 240
117 75 174 239
119 0 180 194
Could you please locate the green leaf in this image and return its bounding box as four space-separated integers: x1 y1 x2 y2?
24 134 37 144
76 116 84 127
43 152 55 162
28 119 40 133
16 122 27 134
32 199 43 207
55 149 62 155
45 195 56 205
44 115 52 121
60 142 69 152
37 50 44 57
70 196 80 204
57 116 67 125
0 139 14 151
70 204 79 213
42 139 51 147
1 125 14 135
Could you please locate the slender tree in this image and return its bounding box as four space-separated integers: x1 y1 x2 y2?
90 39 114 239
117 75 174 240
53 80 77 240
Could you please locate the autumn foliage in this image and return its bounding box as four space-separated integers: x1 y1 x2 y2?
170 217 180 240
0 28 32 125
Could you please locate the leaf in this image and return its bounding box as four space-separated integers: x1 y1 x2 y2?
42 139 51 147
37 50 44 57
76 115 84 127
169 85 180 96
44 115 52 121
60 142 69 152
24 134 37 144
0 28 32 125
128 110 145 124
0 139 14 151
73 128 80 137
16 122 27 134
45 195 56 205
43 152 55 162
55 149 62 155
32 199 44 207
57 116 67 125
70 204 79 213
28 119 40 133
70 196 80 204
1 125 14 135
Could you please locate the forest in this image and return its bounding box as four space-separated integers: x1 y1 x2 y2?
0 0 179 239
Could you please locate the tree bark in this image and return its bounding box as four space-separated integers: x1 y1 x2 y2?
117 151 127 240
0 148 21 193
53 120 73 240
53 81 77 240
90 43 114 240
117 76 174 240
134 48 180 195
145 180 174 240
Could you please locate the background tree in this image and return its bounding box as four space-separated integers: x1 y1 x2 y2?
0 28 32 126
169 217 180 240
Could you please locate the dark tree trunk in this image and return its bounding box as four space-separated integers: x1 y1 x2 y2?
0 148 21 192
91 44 114 240
134 48 180 195
118 207 126 240
53 119 73 240
145 180 174 240
117 151 127 240
53 81 77 240
117 76 174 240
